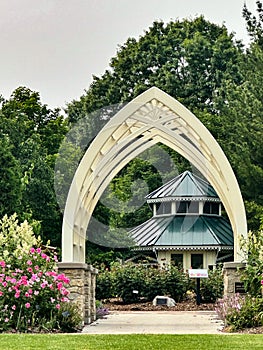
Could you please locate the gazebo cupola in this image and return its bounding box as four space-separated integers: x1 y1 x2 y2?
130 171 234 271
147 171 221 218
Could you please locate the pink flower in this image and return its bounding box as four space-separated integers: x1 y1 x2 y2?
34 265 39 271
0 261 6 268
29 248 35 254
25 302 30 309
0 291 3 296
34 290 39 296
41 281 47 289
60 288 70 296
15 292 20 298
31 274 39 282
61 297 69 302
20 276 28 286
36 248 41 254
25 292 30 297
2 281 7 287
55 304 60 309
4 318 9 323
27 260 32 266
27 267 33 273
57 282 63 290
261 280 263 285
11 305 16 310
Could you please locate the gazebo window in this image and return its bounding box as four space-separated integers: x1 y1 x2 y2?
157 202 171 215
177 201 187 213
176 201 199 214
203 202 219 215
171 253 183 268
188 201 199 213
191 254 203 269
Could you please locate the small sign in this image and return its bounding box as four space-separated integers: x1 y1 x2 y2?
188 269 208 278
156 298 167 305
235 282 246 294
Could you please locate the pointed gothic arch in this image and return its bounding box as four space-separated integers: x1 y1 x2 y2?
62 87 247 263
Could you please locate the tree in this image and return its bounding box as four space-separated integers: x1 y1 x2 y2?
0 137 22 217
65 16 249 245
203 2 263 229
0 87 68 246
66 17 243 121
243 0 263 47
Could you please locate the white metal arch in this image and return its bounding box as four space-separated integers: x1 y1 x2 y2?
62 87 247 263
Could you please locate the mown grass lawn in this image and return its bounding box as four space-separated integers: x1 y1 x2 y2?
0 334 262 350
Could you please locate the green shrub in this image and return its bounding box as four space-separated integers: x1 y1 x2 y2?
226 297 263 331
200 267 223 302
113 264 146 303
0 214 41 265
164 266 191 302
144 268 167 300
96 263 191 303
216 294 263 331
241 230 263 297
96 269 115 300
56 302 83 332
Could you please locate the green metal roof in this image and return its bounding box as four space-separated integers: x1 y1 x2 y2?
130 215 233 249
146 171 218 200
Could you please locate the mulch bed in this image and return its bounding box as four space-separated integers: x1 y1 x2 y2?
103 298 215 312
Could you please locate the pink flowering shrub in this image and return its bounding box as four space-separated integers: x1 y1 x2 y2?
0 247 81 332
215 293 263 331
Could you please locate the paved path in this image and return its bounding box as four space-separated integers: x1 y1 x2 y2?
82 311 224 334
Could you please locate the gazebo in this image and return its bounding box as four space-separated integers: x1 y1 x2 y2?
130 171 234 271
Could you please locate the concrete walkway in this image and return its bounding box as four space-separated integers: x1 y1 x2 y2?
82 311 224 334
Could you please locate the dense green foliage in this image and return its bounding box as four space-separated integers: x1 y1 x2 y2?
96 263 223 304
96 263 192 303
0 87 68 246
200 267 224 303
241 228 263 296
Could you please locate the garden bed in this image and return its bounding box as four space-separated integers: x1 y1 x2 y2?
103 298 215 312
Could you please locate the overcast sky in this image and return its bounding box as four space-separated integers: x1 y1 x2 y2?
0 0 257 109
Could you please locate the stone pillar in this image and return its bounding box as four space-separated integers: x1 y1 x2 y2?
57 262 98 325
90 266 98 322
223 262 246 297
84 265 91 324
83 265 98 324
